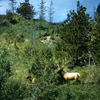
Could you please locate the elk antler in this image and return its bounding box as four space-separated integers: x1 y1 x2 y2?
62 58 69 68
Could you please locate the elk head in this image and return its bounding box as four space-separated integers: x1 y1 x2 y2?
57 58 68 73
26 75 36 83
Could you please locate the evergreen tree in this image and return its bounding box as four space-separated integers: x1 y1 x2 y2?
38 0 46 20
96 3 100 15
38 0 46 37
62 1 91 66
6 0 16 22
92 3 100 64
94 4 100 22
16 0 36 19
96 4 100 34
48 0 54 24
6 9 13 21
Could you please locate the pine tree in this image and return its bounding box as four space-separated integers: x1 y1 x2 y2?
16 0 36 19
96 3 100 15
62 1 91 66
38 0 46 37
38 0 46 20
92 3 100 63
6 0 16 22
48 0 54 24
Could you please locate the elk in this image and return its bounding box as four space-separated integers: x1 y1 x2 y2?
57 58 80 84
26 75 36 83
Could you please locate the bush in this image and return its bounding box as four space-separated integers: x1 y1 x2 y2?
1 80 31 100
40 36 47 40
6 10 13 22
0 47 11 97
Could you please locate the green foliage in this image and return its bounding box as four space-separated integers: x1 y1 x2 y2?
96 3 100 14
1 80 31 100
0 15 9 27
23 42 66 99
0 47 11 97
48 0 54 23
54 38 68 60
1 1 100 100
92 5 100 64
50 35 55 40
38 0 46 20
16 1 36 19
44 85 75 100
60 1 91 66
6 10 18 24
40 30 47 36
6 9 13 21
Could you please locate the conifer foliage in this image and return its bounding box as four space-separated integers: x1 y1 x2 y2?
16 0 36 19
48 0 54 23
61 1 91 65
92 3 100 63
38 0 46 20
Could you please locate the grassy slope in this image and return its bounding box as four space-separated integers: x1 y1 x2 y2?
0 14 94 83
1 14 100 99
0 15 56 85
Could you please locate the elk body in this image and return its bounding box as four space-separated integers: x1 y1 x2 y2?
26 75 36 83
57 59 80 84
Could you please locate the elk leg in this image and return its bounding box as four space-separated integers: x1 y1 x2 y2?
77 79 81 83
75 78 78 84
76 79 80 84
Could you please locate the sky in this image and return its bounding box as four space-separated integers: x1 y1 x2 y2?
0 0 100 23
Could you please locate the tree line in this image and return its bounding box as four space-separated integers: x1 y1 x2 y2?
7 0 54 23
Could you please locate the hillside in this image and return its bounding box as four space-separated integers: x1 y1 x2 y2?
0 14 100 100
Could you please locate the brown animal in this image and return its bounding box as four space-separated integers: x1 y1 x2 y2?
57 58 80 84
26 75 36 83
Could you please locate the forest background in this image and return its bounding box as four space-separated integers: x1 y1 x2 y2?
0 0 100 100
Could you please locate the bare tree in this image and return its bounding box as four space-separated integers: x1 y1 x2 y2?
38 0 46 20
9 0 17 13
48 0 54 24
